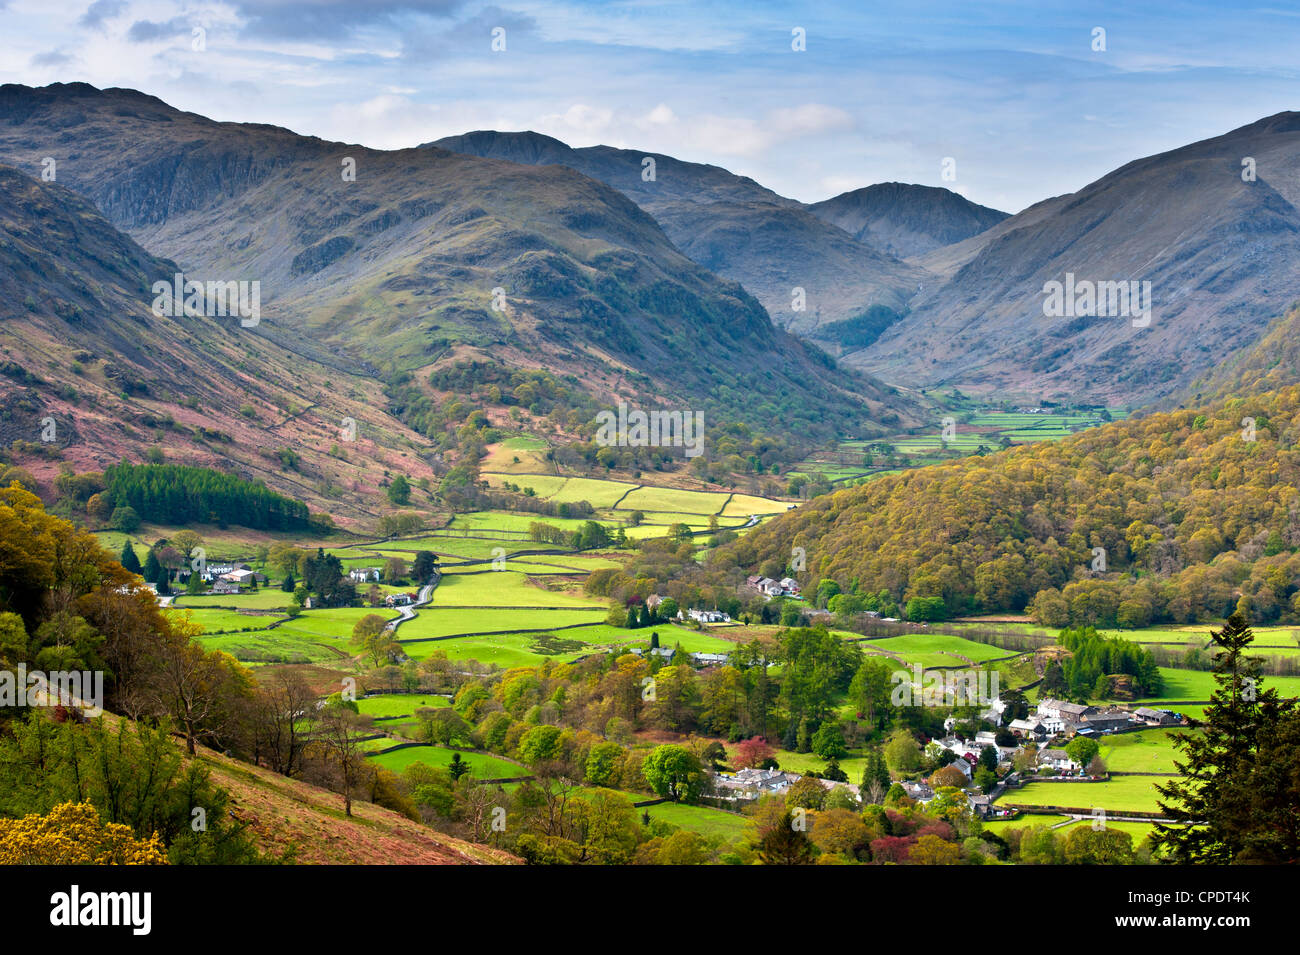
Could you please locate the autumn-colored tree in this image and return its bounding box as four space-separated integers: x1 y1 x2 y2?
908 833 963 865
930 765 969 790
732 736 777 770
810 807 870 859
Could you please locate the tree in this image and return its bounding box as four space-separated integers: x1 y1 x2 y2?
810 807 869 859
811 722 848 760
110 506 141 533
733 736 777 770
860 749 891 804
884 729 922 773
351 614 397 667
931 765 968 789
641 745 705 802
312 702 374 816
1063 826 1134 864
383 556 408 583
412 550 438 581
386 475 411 506
757 811 815 865
118 541 142 575
1065 736 1099 771
1155 613 1300 863
908 833 962 865
447 752 470 782
143 548 161 584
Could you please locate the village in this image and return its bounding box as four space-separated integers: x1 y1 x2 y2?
707 694 1187 821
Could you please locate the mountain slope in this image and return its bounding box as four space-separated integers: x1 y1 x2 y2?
428 130 931 334
0 84 921 446
807 181 1009 259
847 112 1300 404
705 377 1300 630
1183 301 1300 405
0 162 455 524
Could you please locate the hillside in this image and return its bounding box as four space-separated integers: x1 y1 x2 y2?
807 181 1009 259
845 112 1300 404
196 743 516 865
702 376 1300 630
0 83 920 446
0 163 445 524
1184 302 1300 404
428 130 930 334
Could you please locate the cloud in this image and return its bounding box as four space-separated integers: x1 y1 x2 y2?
78 0 126 30
233 0 466 40
126 17 193 43
30 49 75 68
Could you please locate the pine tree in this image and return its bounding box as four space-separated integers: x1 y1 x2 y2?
154 564 171 596
143 548 161 583
758 811 815 865
1154 613 1293 862
119 541 142 575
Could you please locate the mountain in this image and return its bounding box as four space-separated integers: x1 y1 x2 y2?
807 182 1009 259
0 84 923 454
702 376 1300 631
427 130 931 335
845 112 1300 405
1184 302 1300 404
0 161 462 524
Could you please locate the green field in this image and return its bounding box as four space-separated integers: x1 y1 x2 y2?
1004 775 1175 815
173 589 294 610
864 633 1013 668
431 570 603 608
357 694 451 718
396 607 605 642
617 486 728 515
1098 728 1195 774
638 801 752 841
366 745 525 779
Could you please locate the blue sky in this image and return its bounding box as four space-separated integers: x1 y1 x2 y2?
2 0 1298 212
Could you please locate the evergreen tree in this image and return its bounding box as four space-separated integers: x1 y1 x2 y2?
758 811 815 865
143 548 161 583
281 572 295 593
154 564 171 596
119 541 142 575
1155 613 1298 863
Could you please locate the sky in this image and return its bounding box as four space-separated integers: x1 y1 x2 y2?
2 0 1299 213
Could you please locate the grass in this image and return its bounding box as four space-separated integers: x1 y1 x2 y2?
356 694 451 717
617 486 728 515
1097 728 1195 774
431 570 603 608
174 608 286 632
396 607 606 642
366 745 525 779
864 633 1012 665
1004 775 1175 815
173 589 294 610
638 801 752 841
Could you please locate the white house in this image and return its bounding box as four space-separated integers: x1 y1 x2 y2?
684 608 731 624
349 567 381 583
712 768 798 802
1038 749 1081 773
